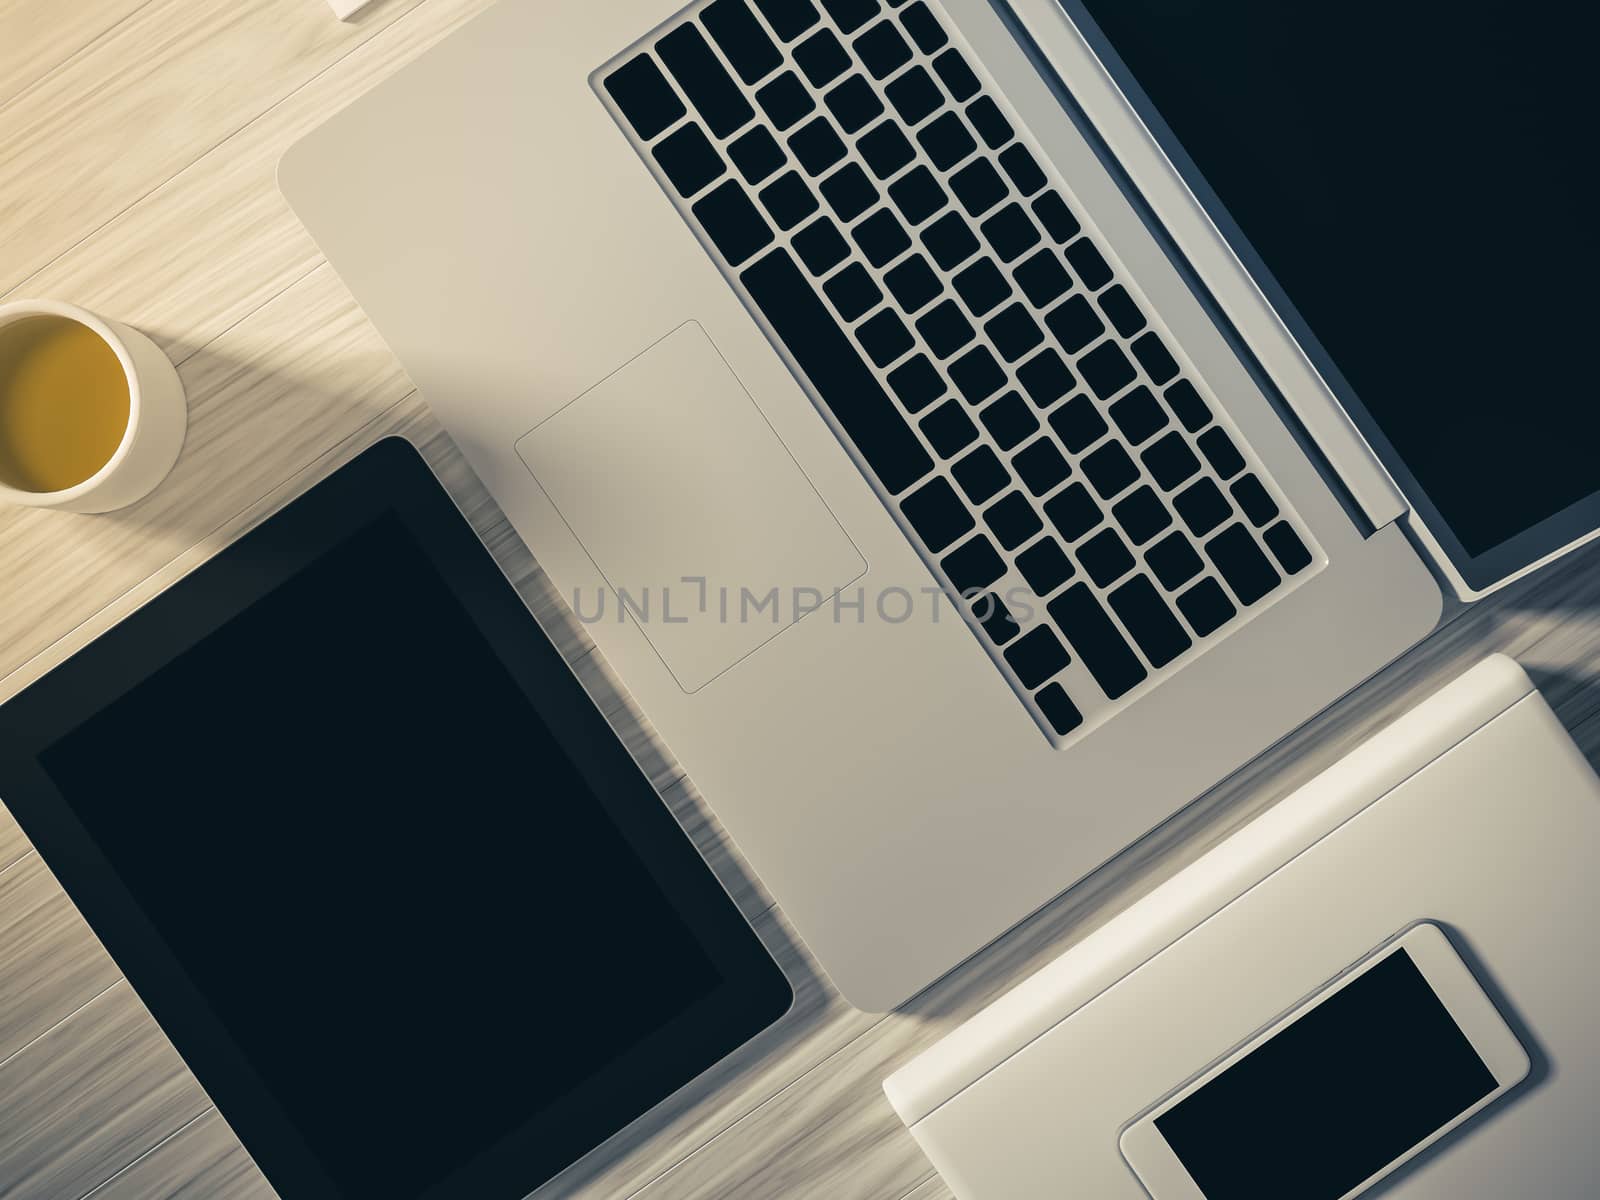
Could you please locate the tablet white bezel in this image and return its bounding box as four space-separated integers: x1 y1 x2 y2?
1119 921 1530 1200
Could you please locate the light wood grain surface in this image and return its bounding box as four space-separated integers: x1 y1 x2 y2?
3 1 1600 1197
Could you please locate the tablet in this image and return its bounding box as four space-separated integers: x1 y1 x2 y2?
0 437 792 1200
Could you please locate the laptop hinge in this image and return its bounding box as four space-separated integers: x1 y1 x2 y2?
993 0 1410 534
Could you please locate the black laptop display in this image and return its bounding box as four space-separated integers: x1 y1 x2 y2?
1069 0 1600 587
0 438 791 1200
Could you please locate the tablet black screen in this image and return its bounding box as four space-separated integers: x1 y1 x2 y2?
16 459 783 1200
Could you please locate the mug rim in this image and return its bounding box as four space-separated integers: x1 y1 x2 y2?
0 299 144 503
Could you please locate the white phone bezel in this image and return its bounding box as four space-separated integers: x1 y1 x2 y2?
1119 922 1530 1200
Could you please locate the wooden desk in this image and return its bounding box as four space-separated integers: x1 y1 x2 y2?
2 1 1598 1195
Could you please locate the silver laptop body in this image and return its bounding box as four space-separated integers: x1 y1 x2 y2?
280 0 1455 1010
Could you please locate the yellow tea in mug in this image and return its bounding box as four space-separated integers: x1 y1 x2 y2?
0 315 130 493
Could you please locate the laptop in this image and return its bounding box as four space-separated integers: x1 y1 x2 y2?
887 655 1600 1197
278 0 1600 1010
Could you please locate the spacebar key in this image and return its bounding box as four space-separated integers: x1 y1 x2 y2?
1048 583 1148 701
741 248 933 495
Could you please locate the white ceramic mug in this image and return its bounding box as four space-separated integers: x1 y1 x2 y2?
0 299 187 513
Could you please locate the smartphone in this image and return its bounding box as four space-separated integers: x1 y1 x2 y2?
1119 922 1529 1200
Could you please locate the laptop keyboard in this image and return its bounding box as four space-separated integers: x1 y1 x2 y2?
599 0 1319 744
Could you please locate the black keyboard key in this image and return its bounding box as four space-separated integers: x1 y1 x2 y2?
1014 249 1071 307
605 54 687 141
1049 584 1147 699
1264 521 1313 574
653 123 727 197
1175 477 1231 536
1049 394 1108 454
902 475 974 551
1145 530 1204 591
1198 427 1246 480
932 47 981 100
694 180 775 265
952 258 1012 315
854 207 912 266
858 307 915 366
979 390 1039 450
824 74 884 133
985 490 1043 550
952 444 1009 503
759 170 820 229
966 96 1012 149
859 120 917 178
729 126 786 183
1013 438 1071 496
950 158 1009 217
705 0 784 83
855 20 912 78
1230 473 1278 526
1044 295 1105 354
1098 285 1145 337
917 111 977 170
1064 237 1113 290
795 28 851 86
790 116 848 174
980 202 1041 263
821 0 879 34
922 399 979 458
1016 348 1075 407
1107 385 1168 445
1082 440 1139 499
948 345 1007 403
1078 339 1138 400
885 65 943 125
822 261 881 320
756 70 816 129
659 25 754 138
1108 575 1191 668
887 353 944 411
1077 526 1135 587
985 303 1044 362
1131 331 1179 384
1111 484 1172 545
917 298 976 358
942 533 1005 592
1005 626 1070 689
742 249 931 492
1163 379 1210 433
820 161 878 220
974 591 1021 645
1176 577 1237 637
921 211 980 270
1044 481 1102 541
884 254 942 312
900 1 948 53
1032 191 1080 242
1142 431 1201 491
792 215 851 275
755 0 821 41
1145 448 1203 518
1016 535 1075 594
887 166 947 225
998 144 1047 196
1035 681 1084 736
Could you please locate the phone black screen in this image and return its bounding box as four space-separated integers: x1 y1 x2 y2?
1154 947 1496 1198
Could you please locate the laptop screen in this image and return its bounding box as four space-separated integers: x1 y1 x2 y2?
1071 0 1600 581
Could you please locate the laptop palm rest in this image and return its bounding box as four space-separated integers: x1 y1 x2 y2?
515 321 866 693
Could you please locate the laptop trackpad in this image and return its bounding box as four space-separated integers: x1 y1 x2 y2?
515 322 866 693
